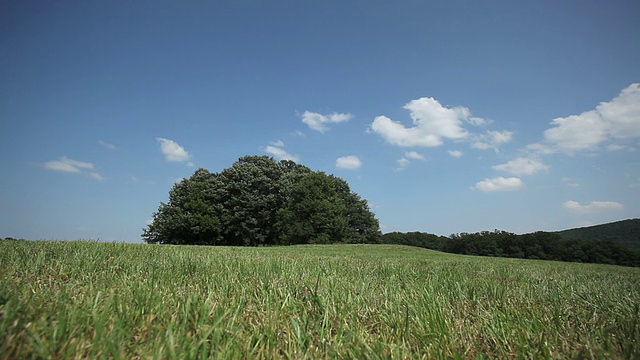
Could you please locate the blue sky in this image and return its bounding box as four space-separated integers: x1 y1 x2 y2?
1 0 639 242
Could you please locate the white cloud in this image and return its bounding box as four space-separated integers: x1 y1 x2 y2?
98 140 117 150
526 142 555 155
544 110 608 152
264 145 300 162
492 157 548 176
371 115 442 147
472 130 513 151
563 200 623 213
448 150 463 158
606 144 634 152
88 172 106 181
270 140 285 147
598 83 640 138
371 97 473 147
393 152 426 171
475 176 524 192
43 157 105 181
466 116 493 126
562 177 580 187
405 151 426 160
394 158 411 171
156 138 191 163
44 157 94 173
539 83 640 153
301 111 353 133
336 155 362 170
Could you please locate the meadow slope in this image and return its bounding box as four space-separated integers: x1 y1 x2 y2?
1 240 639 359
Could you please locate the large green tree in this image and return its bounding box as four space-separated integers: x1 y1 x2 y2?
216 156 309 246
142 168 222 245
142 155 380 246
279 172 349 245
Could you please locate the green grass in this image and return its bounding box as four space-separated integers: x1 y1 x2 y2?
1 240 639 359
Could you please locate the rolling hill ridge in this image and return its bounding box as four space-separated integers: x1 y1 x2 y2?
554 219 640 249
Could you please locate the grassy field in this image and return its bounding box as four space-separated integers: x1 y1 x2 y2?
1 240 639 359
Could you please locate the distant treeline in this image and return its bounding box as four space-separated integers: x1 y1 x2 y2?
381 230 640 267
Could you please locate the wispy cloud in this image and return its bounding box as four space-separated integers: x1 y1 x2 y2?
44 157 94 173
562 177 580 187
156 138 192 164
336 155 362 170
88 172 106 181
263 145 300 162
475 176 524 192
471 130 513 151
98 140 117 150
448 150 463 158
493 157 548 176
300 111 353 133
404 151 426 160
394 158 411 172
563 200 623 213
43 157 105 181
393 151 427 171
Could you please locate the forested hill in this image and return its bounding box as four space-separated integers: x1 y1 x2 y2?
555 219 640 249
380 219 640 267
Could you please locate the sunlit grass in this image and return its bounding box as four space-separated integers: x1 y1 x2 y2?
1 240 639 359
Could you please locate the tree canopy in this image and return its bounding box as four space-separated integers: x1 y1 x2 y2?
143 156 381 246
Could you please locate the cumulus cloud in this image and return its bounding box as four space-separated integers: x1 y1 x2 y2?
336 155 362 170
472 130 513 151
370 97 474 147
493 157 548 176
44 157 94 173
538 83 640 153
563 200 623 213
544 110 607 152
598 83 640 138
300 111 353 133
475 176 524 192
264 145 300 162
371 115 442 147
156 138 191 163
